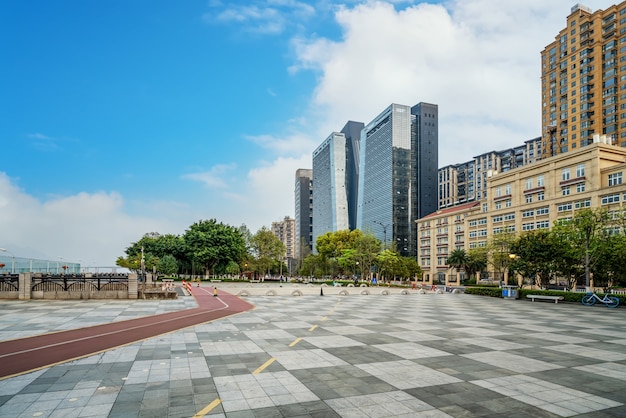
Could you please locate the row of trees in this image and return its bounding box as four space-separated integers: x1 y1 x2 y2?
116 219 286 278
117 221 422 282
446 208 626 290
299 229 422 282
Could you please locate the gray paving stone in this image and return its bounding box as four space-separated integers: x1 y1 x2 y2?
1 291 626 417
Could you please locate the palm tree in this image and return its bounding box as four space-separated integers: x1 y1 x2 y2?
447 249 467 283
465 249 488 283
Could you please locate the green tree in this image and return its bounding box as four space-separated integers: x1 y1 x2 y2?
183 219 246 278
352 232 382 281
489 231 516 282
510 230 565 288
375 249 399 282
446 249 467 282
316 229 363 277
250 227 286 278
465 248 488 282
157 255 178 276
551 208 609 288
299 253 325 278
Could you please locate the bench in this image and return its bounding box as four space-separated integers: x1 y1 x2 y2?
210 279 222 283
250 279 260 283
526 294 564 304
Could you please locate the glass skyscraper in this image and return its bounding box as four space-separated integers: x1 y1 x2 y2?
312 132 350 247
357 102 438 257
294 168 313 259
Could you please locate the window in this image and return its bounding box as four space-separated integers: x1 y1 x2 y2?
536 220 550 229
504 213 515 221
536 206 550 216
575 199 591 208
562 168 571 181
602 193 621 204
493 227 502 235
577 183 586 193
537 192 545 201
522 209 535 218
537 175 545 187
495 187 502 197
505 200 512 208
482 203 488 213
576 163 585 177
562 186 571 196
526 195 533 203
492 215 503 222
522 223 535 231
505 184 512 195
495 202 502 210
525 178 533 189
558 202 573 212
608 172 623 186
477 218 487 225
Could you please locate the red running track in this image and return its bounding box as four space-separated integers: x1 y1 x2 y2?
0 287 254 379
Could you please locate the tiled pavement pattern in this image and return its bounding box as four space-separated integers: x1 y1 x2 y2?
1 292 626 417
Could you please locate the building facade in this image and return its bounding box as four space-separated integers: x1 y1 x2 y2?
271 216 296 274
294 168 313 259
357 102 439 257
419 142 626 285
312 132 351 247
541 2 626 159
438 137 543 209
341 121 365 230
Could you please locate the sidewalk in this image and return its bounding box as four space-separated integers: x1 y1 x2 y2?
0 286 625 417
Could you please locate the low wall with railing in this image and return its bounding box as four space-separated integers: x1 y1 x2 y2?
0 273 138 300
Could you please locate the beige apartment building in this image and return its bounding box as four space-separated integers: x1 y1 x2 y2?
271 216 296 274
417 142 626 285
541 2 626 158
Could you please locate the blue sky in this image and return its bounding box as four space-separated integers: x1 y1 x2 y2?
0 0 617 267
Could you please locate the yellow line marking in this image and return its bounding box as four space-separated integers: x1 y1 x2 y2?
321 316 328 321
309 324 318 332
289 337 302 347
253 358 275 375
192 398 221 417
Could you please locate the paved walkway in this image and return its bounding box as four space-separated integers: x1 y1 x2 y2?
0 285 625 417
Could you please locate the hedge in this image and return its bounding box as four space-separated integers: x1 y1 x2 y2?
464 286 625 306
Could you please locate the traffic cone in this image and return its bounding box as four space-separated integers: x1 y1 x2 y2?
213 287 218 297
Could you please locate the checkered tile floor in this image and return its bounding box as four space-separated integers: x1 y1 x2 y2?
1 292 626 417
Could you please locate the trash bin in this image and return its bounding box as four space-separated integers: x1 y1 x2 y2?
502 285 519 300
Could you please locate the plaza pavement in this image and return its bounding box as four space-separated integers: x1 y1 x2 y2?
0 283 625 417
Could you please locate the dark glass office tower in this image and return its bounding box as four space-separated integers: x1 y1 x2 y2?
357 102 438 257
294 168 313 259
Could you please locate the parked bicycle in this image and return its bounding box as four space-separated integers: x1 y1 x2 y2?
581 291 620 308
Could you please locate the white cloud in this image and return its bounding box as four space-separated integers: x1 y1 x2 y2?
0 173 183 268
244 133 318 155
182 163 238 189
289 0 614 166
206 0 315 35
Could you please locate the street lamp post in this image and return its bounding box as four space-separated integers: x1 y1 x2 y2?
0 248 15 274
373 221 390 250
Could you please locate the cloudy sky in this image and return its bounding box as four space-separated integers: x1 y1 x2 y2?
0 0 616 267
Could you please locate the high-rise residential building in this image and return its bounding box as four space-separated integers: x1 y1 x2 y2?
418 141 626 286
357 102 438 257
437 137 542 209
541 2 626 159
294 168 313 259
271 216 296 274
